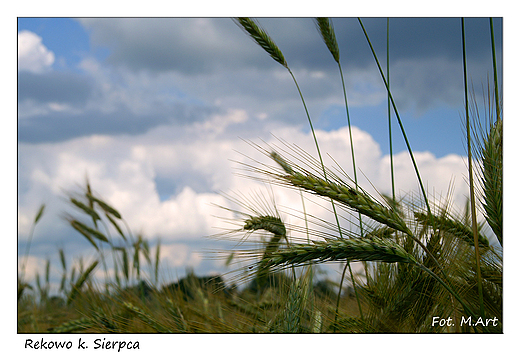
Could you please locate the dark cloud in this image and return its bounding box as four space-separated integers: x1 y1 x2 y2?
79 18 260 74
18 71 94 105
75 17 503 79
18 104 217 144
76 17 501 115
17 18 502 144
254 18 502 70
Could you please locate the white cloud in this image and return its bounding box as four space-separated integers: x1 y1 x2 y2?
18 119 474 274
160 243 203 269
18 255 47 282
193 108 248 135
18 30 55 73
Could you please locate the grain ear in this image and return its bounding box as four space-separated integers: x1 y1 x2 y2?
234 17 288 69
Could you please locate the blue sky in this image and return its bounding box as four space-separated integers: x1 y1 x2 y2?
17 17 503 291
18 17 502 156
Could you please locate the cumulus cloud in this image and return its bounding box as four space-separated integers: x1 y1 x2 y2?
74 18 501 115
18 30 55 73
18 117 474 277
18 18 500 281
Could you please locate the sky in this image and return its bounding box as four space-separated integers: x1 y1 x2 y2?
17 16 504 292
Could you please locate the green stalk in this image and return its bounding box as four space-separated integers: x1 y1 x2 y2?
234 18 343 236
357 18 431 215
387 18 396 202
237 17 364 329
315 17 365 326
416 262 482 333
461 17 486 317
461 18 485 320
489 18 501 121
20 204 45 283
356 21 474 315
338 62 366 317
337 64 365 237
287 66 348 240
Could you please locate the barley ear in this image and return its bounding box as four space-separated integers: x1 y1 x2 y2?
34 204 45 224
70 220 109 245
166 299 190 332
69 220 99 250
263 237 416 268
244 215 286 289
67 260 98 305
50 317 94 333
123 302 173 333
482 118 502 245
283 172 410 234
106 213 126 241
70 197 101 222
234 17 288 69
414 212 489 249
270 151 294 175
86 194 122 219
315 18 340 63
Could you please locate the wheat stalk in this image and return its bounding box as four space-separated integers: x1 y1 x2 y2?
314 17 367 324
166 298 190 332
20 204 45 283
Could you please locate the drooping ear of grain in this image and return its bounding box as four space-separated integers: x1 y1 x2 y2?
244 215 286 289
106 213 126 241
70 220 109 244
70 220 99 250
